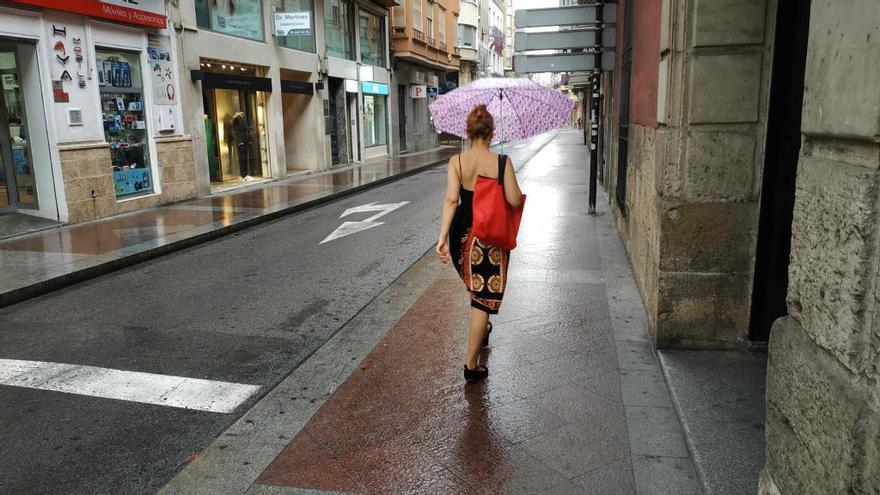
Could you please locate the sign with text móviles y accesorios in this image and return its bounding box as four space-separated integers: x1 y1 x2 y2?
411 85 426 98
11 0 166 28
274 12 311 36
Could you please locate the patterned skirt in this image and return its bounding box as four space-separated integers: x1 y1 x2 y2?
451 231 510 315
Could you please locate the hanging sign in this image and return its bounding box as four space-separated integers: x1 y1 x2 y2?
411 84 426 99
274 12 311 36
11 0 166 28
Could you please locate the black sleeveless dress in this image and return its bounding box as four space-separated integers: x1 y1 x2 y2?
449 155 510 315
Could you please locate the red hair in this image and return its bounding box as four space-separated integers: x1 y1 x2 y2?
466 104 494 141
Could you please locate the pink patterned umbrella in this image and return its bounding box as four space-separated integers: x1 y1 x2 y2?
429 77 575 141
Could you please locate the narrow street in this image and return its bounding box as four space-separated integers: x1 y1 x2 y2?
0 137 549 495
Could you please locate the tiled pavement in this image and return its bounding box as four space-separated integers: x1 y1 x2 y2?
159 131 703 495
0 147 459 307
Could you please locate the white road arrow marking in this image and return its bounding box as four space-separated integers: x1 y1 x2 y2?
320 201 410 244
0 359 260 413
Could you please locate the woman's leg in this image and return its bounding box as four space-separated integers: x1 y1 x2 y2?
466 306 490 369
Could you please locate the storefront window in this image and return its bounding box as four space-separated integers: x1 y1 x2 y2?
195 0 264 41
0 48 37 208
359 10 386 67
96 49 152 198
273 0 316 53
324 0 354 60
363 93 386 147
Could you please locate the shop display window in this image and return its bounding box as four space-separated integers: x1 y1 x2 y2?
363 94 386 147
96 49 152 198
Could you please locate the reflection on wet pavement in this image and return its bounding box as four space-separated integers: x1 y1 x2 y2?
0 148 458 299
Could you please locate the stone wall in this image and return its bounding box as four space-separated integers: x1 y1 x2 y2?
761 0 880 492
608 0 777 349
59 137 197 224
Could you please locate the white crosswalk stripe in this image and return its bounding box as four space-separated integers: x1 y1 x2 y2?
0 359 260 413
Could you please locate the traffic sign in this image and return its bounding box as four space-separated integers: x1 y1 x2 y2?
514 4 617 29
514 29 616 52
513 52 615 73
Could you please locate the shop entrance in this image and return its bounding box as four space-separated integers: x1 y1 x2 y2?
397 85 406 153
0 44 38 213
749 0 812 342
204 88 268 185
198 62 271 188
347 91 359 162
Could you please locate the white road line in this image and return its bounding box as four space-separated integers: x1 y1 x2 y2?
0 359 261 414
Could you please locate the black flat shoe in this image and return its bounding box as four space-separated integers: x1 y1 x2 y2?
481 322 493 348
464 364 489 382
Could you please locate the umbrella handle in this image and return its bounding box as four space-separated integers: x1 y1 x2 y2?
500 88 504 155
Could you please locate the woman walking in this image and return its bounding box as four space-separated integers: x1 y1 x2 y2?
436 105 524 383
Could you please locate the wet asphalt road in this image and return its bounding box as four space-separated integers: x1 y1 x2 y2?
0 135 554 495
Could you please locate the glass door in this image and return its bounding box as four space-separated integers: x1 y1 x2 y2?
0 45 38 211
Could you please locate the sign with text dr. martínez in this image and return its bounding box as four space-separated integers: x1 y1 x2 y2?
274 12 311 36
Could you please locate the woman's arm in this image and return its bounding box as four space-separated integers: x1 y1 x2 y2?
437 157 461 263
503 156 523 208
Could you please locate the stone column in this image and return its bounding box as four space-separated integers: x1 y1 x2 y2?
612 0 778 348
760 1 880 492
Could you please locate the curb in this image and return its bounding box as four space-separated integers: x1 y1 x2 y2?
0 159 449 309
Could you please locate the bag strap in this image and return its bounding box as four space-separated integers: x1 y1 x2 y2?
497 154 506 185
457 154 463 181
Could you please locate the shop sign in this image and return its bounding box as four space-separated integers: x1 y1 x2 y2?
191 71 272 92
280 80 314 94
362 81 388 95
274 12 311 36
114 168 153 197
426 86 438 97
12 0 166 28
345 79 359 93
411 84 427 98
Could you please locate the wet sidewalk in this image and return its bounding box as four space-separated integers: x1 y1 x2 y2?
159 130 703 495
0 147 458 307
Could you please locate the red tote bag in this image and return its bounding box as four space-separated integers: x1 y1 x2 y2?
472 154 526 251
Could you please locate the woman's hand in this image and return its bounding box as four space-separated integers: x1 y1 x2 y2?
436 236 450 264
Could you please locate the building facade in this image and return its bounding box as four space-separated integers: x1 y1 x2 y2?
390 0 460 155
600 0 880 492
0 0 193 225
175 0 397 197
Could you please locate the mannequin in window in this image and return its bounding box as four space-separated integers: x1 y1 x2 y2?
231 111 254 180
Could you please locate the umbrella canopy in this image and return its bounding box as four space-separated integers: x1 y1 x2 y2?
429 77 575 141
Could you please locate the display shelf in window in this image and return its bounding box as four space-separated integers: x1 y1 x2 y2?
97 49 153 198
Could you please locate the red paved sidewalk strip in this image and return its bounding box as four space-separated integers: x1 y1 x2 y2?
0 148 457 307
253 133 635 494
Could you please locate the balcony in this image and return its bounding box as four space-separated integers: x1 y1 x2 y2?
427 36 436 48
392 26 407 39
413 28 425 43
